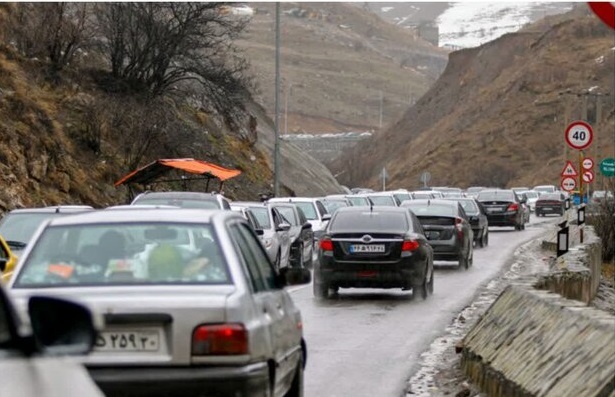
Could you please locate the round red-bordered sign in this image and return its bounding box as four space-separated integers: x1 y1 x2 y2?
582 170 594 183
565 121 593 150
561 177 576 192
582 157 594 170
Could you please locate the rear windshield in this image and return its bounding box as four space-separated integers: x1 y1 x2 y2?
523 191 539 199
404 203 457 217
456 200 478 214
323 200 348 214
366 196 396 206
134 197 219 209
539 194 562 201
14 223 230 288
274 206 299 226
0 213 66 247
477 191 515 202
294 202 318 220
331 211 408 232
347 196 369 206
248 207 271 229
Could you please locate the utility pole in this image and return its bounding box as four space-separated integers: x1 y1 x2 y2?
379 90 383 129
274 2 281 197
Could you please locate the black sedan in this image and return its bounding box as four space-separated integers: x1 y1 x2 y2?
535 193 566 216
315 206 434 300
444 198 489 248
476 189 526 230
401 199 474 269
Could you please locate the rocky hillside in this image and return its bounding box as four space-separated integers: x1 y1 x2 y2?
238 2 448 133
334 8 615 189
0 5 342 212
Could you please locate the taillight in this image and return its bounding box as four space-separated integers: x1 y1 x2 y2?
401 240 419 251
192 324 248 355
507 203 519 212
320 238 333 251
455 217 464 240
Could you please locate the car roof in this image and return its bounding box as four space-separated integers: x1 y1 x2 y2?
5 205 94 214
335 206 407 214
133 191 222 200
231 201 265 207
268 197 320 203
44 209 240 226
402 199 458 206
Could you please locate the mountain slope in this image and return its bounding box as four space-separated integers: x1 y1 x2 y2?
335 9 615 189
239 2 448 133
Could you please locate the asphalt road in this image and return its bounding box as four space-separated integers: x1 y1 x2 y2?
288 215 557 397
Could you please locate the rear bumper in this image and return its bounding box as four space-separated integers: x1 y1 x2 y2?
486 213 518 226
318 256 425 288
88 362 269 397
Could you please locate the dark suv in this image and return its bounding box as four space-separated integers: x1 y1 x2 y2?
476 189 525 230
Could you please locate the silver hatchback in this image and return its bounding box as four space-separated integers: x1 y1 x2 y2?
8 209 310 397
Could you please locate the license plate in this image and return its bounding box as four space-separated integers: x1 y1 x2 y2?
543 208 553 211
486 208 501 213
94 330 160 352
350 244 385 253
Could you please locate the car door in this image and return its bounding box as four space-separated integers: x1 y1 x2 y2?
231 223 299 395
296 208 313 264
271 208 291 267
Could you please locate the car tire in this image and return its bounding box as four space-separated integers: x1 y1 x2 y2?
284 354 304 397
313 275 329 300
459 254 469 270
414 281 427 300
427 265 434 294
483 229 489 247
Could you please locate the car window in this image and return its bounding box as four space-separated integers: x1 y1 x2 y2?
407 211 424 235
236 223 276 290
330 210 408 232
346 196 368 206
457 200 479 215
367 196 395 206
229 224 267 292
296 207 308 224
275 206 299 226
0 213 62 246
249 207 271 229
403 203 457 217
13 223 230 288
133 197 220 209
316 201 327 217
294 202 318 220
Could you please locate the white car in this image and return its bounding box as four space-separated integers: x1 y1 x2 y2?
532 185 557 195
520 190 540 212
9 209 310 397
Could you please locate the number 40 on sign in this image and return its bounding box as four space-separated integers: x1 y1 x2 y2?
565 121 593 150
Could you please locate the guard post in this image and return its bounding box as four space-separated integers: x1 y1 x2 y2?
557 220 569 258
577 205 586 243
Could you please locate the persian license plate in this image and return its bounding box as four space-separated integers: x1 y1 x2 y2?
94 330 160 352
350 244 385 253
486 207 501 213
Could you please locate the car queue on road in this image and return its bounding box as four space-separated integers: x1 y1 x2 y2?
0 184 570 396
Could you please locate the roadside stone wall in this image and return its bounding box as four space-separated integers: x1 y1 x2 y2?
460 225 614 397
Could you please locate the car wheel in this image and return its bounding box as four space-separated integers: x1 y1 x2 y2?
284 354 304 397
459 254 469 270
483 229 489 247
313 274 329 300
427 265 434 294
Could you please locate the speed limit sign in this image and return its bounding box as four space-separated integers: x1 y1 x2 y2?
565 121 593 150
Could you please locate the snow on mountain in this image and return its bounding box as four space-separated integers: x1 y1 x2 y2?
437 2 574 49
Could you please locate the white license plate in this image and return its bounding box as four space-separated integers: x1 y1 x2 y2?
94 330 160 352
487 208 501 213
350 244 385 253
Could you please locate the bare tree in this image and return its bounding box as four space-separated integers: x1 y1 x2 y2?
8 3 90 73
94 3 252 115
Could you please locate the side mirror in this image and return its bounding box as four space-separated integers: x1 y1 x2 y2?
255 229 265 236
302 222 312 230
0 257 6 273
322 214 332 222
28 296 97 356
276 222 291 232
280 267 311 286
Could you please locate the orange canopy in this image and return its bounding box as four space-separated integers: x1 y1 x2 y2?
115 158 242 187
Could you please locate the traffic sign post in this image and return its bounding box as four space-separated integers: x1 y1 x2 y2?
565 121 594 150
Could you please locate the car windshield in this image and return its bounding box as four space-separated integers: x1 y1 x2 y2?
331 211 408 232
477 191 515 201
393 193 411 202
523 191 539 199
133 197 220 209
248 207 271 229
367 196 395 206
0 213 66 246
274 207 299 226
13 222 230 288
413 193 433 199
404 203 457 217
294 202 318 220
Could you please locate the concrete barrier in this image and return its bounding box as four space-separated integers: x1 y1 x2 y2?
460 226 614 397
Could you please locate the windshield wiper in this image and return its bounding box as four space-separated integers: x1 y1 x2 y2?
6 240 27 249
